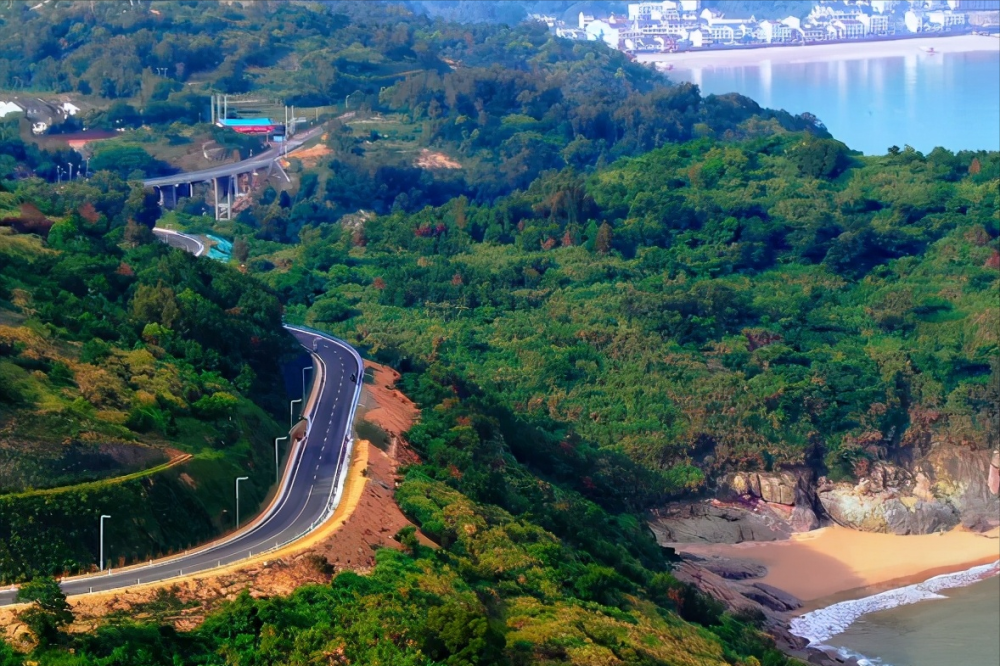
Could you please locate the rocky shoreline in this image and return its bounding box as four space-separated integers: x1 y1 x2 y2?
650 443 1000 666
669 553 861 666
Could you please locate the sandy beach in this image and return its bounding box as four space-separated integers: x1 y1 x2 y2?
671 525 1000 604
639 34 1000 69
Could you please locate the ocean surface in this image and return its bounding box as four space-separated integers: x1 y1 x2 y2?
827 575 1000 666
790 561 1000 666
671 49 1000 155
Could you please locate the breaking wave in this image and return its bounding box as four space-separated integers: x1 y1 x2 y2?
789 559 1000 665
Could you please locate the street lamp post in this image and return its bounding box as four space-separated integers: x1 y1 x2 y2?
274 436 288 484
99 514 111 571
235 476 249 528
302 366 313 400
290 398 302 429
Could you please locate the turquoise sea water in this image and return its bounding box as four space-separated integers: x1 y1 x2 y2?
671 48 1000 155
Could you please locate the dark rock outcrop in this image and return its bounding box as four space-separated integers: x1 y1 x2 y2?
683 554 768 580
743 582 803 612
649 501 792 544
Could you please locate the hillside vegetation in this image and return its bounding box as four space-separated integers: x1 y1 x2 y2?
0 170 295 581
1 0 823 203
276 139 999 508
0 2 996 665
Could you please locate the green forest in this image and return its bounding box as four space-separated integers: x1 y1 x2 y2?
275 138 999 501
1 1 998 665
0 163 296 581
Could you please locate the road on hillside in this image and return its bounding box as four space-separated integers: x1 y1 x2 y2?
0 265 362 606
143 124 326 188
152 228 205 256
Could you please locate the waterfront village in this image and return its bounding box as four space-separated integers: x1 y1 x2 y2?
531 0 998 56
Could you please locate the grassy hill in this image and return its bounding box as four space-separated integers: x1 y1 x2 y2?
0 203 296 581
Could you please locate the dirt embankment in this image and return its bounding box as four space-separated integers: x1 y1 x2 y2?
0 362 426 640
362 360 422 465
281 139 330 169
415 149 461 170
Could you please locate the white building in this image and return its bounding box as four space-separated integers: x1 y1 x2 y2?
904 9 925 31
585 20 621 47
679 0 700 11
627 1 679 21
689 27 712 47
759 20 793 42
803 26 828 41
781 15 803 30
0 100 24 118
927 9 967 26
579 12 595 29
810 2 864 21
556 27 588 40
858 12 891 33
699 7 724 21
831 18 867 38
60 102 81 116
709 24 736 42
871 0 899 12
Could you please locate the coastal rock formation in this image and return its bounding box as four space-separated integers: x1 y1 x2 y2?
650 445 999 547
723 471 799 505
818 489 960 534
671 556 861 666
818 444 1000 534
685 554 768 580
648 501 792 544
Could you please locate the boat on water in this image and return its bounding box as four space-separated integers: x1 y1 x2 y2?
922 46 938 54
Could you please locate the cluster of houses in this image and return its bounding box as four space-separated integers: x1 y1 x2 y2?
0 97 81 134
531 0 979 55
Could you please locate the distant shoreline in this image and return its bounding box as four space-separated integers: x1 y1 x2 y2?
638 34 1000 70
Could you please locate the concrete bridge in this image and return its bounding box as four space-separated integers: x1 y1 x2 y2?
142 124 325 220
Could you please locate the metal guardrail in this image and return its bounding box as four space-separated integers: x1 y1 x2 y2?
69 327 365 594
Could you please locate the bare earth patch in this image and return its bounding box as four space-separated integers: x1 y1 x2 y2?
415 149 462 170
362 360 420 464
287 142 331 169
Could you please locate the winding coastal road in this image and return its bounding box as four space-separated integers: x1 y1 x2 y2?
0 239 363 607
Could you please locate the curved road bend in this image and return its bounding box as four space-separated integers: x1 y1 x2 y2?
143 124 326 188
0 319 363 603
152 228 205 256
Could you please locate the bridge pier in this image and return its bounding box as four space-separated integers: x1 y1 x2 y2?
142 148 300 219
212 177 219 221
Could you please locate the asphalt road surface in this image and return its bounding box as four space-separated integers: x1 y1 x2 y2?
152 228 205 256
0 326 363 604
143 124 326 188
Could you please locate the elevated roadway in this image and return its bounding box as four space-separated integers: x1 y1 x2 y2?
142 124 325 189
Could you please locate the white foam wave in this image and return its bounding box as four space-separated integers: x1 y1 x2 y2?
789 559 1000 663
